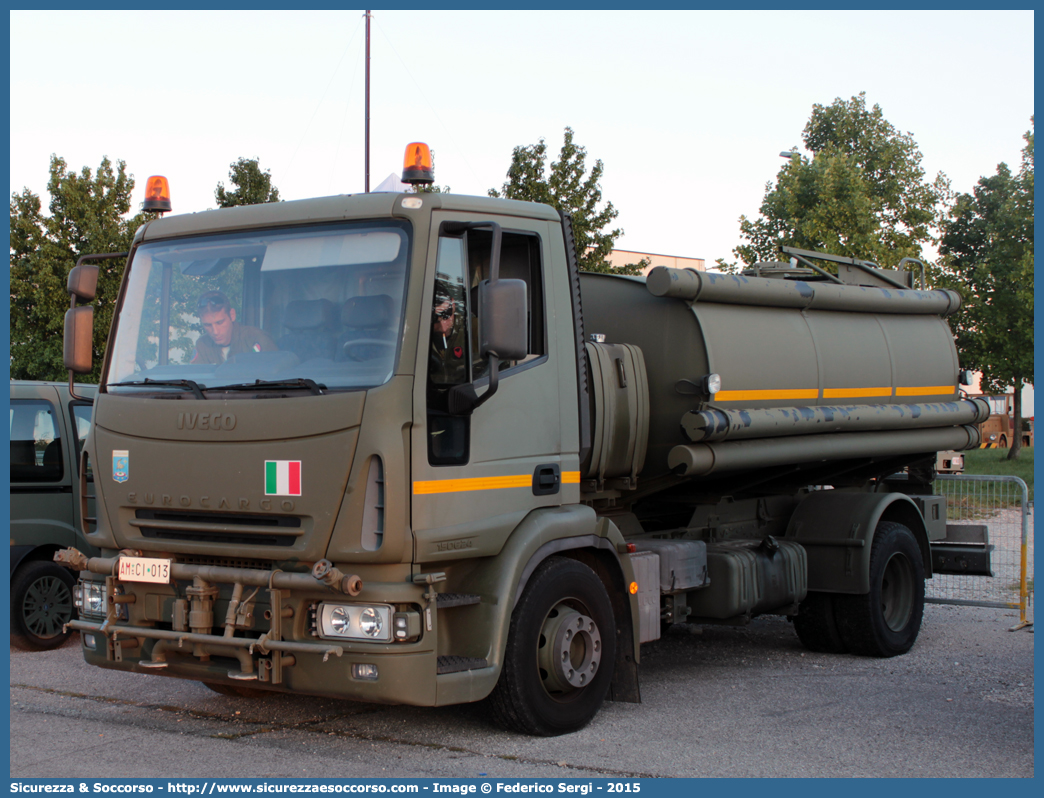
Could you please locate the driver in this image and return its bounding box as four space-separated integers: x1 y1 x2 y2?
190 291 277 364
429 284 467 384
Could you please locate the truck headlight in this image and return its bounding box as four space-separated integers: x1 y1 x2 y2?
78 582 107 617
317 603 392 642
359 607 383 637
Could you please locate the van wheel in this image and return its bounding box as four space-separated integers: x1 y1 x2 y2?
793 592 847 654
488 557 615 736
834 522 924 657
202 682 270 698
11 561 75 651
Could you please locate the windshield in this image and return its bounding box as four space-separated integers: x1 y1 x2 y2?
105 220 410 394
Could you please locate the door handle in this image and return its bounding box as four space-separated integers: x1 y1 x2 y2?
532 464 561 496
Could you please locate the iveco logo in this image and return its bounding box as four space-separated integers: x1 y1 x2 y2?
177 412 237 431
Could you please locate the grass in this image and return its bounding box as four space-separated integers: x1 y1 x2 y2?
961 446 1034 501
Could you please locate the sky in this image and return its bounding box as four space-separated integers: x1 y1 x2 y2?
8 9 1035 407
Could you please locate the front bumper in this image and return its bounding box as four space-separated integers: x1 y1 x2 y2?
62 549 439 706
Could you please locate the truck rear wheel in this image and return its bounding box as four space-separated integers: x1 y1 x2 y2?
11 560 75 651
793 592 847 654
488 557 615 736
834 522 924 657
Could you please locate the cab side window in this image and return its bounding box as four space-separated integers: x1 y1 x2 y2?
426 237 472 465
10 401 62 482
466 229 545 373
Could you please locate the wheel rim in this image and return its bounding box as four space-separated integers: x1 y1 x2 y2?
23 575 73 639
537 601 602 698
880 552 915 632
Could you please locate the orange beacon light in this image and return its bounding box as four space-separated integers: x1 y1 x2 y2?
401 143 434 185
143 176 172 213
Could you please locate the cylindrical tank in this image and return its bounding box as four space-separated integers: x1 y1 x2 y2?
579 269 965 483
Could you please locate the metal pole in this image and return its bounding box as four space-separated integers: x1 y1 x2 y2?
364 10 371 193
1014 476 1032 630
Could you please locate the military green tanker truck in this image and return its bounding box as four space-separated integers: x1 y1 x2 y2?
57 146 989 735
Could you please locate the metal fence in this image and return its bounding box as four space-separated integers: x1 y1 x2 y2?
927 474 1033 629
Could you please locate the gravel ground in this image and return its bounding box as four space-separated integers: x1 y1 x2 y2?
10 603 1034 778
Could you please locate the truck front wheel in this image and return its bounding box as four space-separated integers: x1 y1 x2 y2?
11 560 75 651
488 557 616 736
834 522 924 657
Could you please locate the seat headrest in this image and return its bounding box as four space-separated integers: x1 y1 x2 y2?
284 299 337 331
342 295 394 329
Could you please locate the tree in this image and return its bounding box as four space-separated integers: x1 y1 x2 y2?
727 93 948 271
489 127 644 274
215 157 281 208
939 121 1034 460
10 156 150 382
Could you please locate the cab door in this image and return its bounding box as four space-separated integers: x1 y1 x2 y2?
410 212 576 557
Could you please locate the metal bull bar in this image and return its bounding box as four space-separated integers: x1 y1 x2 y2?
56 549 364 683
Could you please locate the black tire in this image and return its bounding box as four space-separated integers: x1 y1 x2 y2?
793 591 847 654
11 560 76 651
488 557 616 736
834 522 925 657
202 682 269 698
999 436 1008 448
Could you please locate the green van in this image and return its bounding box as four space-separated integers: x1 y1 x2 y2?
9 381 98 650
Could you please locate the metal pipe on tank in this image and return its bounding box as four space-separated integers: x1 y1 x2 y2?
668 425 981 477
645 267 962 317
683 398 991 443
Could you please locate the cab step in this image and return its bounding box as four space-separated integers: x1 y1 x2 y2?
436 593 481 608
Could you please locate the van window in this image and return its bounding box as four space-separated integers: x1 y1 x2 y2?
10 400 62 482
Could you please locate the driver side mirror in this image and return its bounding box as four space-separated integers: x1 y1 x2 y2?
479 279 527 360
64 306 95 374
64 262 100 375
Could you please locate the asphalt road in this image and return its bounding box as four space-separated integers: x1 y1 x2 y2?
10 604 1033 779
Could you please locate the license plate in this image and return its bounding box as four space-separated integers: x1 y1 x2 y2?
117 556 171 584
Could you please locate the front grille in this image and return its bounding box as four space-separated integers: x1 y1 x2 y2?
131 508 302 547
135 509 301 528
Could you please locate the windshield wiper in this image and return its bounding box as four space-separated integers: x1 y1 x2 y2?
110 379 207 400
206 378 326 396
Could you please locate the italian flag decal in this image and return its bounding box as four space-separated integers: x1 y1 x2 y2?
265 460 302 496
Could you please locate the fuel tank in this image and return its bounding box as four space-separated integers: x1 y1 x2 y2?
579 269 982 483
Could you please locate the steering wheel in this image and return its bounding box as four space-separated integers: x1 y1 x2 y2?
343 339 395 362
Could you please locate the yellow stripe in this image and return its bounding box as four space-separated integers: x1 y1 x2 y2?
413 474 532 495
414 470 582 495
714 385 956 402
823 387 892 399
715 388 819 402
896 385 956 397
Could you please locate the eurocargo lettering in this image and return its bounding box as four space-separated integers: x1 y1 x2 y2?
56 143 991 735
